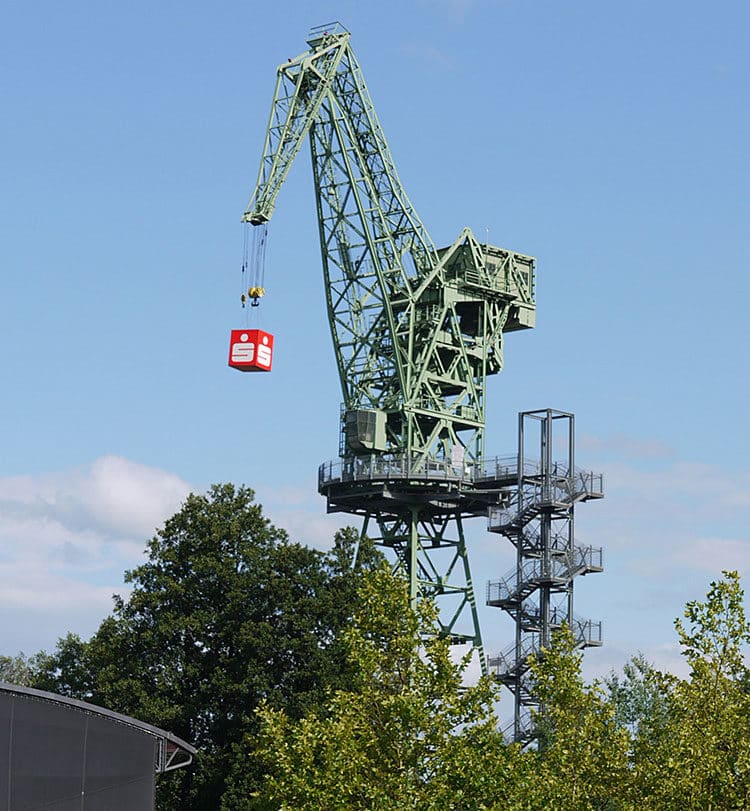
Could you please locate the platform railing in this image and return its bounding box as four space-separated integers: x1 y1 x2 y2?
487 556 572 605
319 452 604 496
488 616 603 679
572 545 603 574
572 616 603 647
473 455 521 481
488 478 604 531
487 545 603 606
487 635 542 678
502 711 536 744
318 453 472 488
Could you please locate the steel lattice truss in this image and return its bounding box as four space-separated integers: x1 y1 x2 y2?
243 22 537 664
243 24 535 467
362 509 482 650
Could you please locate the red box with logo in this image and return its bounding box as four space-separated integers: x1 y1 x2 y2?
228 329 274 372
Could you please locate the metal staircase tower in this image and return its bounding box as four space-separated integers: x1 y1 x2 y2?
486 409 604 743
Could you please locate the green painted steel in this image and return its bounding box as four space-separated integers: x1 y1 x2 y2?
243 22 536 663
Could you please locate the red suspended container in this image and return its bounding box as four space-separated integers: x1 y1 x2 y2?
228 329 274 372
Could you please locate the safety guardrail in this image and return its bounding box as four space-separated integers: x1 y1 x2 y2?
487 616 603 678
320 453 604 495
318 453 472 488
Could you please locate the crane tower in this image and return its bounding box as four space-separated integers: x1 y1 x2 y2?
242 22 603 720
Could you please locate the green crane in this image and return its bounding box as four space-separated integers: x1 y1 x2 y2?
243 22 536 663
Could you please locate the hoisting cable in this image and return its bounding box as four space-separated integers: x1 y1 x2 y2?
240 225 250 317
248 223 268 308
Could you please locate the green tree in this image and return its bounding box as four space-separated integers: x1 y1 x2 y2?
631 571 750 810
603 654 669 738
33 484 381 811
21 491 750 810
242 563 522 811
0 651 50 686
523 627 632 811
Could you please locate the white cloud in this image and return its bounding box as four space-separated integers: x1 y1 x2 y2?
0 562 117 613
674 537 750 573
261 447 750 684
590 459 750 576
0 455 192 548
254 481 357 551
274 510 353 550
400 42 455 71
81 455 192 540
560 449 750 681
577 432 676 460
0 457 193 655
476 437 750 684
582 640 690 683
2 441 747 689
417 0 475 23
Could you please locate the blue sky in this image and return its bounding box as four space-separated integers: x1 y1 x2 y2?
1 0 748 685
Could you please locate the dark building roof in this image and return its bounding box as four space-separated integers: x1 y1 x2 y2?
0 681 196 773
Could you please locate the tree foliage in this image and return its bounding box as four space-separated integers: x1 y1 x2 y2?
631 571 750 810
29 484 382 811
239 569 750 811
6 482 750 811
0 651 49 686
243 563 522 811
524 571 750 810
524 627 631 810
603 653 669 737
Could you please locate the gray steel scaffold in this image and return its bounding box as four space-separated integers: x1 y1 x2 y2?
486 409 604 744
